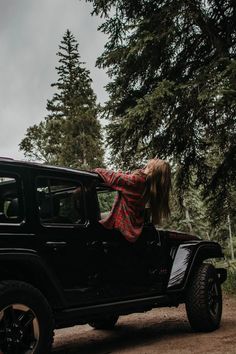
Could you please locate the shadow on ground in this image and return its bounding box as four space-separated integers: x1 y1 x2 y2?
53 296 236 354
53 317 193 354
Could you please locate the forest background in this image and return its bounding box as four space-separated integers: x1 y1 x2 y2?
19 0 236 291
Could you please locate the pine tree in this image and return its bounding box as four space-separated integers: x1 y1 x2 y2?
20 29 104 169
162 172 212 236
87 0 236 226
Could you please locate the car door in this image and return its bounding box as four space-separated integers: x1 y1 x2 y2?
0 166 36 250
33 171 97 306
93 185 153 299
94 182 171 299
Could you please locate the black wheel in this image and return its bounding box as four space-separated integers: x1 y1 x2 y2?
0 280 54 354
186 263 222 332
89 315 119 330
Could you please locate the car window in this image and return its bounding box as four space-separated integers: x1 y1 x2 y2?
0 176 23 224
96 188 117 220
36 177 86 225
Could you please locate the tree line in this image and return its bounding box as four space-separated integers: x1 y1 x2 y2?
19 1 235 257
20 30 103 170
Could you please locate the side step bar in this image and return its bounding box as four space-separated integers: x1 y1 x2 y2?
55 294 172 328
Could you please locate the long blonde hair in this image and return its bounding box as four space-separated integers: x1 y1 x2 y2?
144 159 171 225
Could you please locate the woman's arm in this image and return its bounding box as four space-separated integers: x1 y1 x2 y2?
94 168 138 192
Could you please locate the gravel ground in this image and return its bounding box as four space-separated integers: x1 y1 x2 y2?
53 294 236 354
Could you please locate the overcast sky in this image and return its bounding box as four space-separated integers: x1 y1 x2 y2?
0 0 108 160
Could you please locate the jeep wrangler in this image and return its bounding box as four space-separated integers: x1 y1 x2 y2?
0 158 227 353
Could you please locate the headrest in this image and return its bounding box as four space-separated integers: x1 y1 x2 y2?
6 198 19 218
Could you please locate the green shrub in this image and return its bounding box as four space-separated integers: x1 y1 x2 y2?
214 260 236 295
223 269 236 295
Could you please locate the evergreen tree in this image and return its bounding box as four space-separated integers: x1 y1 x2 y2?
162 172 211 235
20 29 104 169
87 0 236 225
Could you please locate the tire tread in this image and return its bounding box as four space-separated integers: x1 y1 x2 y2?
186 263 222 332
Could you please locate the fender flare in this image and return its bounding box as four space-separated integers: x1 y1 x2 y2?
167 241 224 292
0 249 66 308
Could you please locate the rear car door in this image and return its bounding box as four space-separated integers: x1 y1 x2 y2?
93 185 152 299
94 183 171 298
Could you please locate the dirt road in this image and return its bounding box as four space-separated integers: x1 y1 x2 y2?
53 294 236 354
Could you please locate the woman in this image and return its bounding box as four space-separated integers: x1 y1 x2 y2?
95 158 171 243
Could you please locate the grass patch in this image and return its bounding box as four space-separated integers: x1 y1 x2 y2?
223 269 236 295
213 260 236 295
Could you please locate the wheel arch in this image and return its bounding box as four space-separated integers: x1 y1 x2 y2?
0 251 66 309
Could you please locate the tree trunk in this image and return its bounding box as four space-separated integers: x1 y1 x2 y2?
183 199 193 233
228 214 235 261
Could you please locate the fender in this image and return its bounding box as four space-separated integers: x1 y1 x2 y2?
167 241 224 291
0 248 66 308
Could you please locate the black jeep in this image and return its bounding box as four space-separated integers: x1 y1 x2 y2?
0 158 227 353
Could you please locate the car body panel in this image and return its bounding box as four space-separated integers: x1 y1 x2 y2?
0 158 227 328
167 241 224 291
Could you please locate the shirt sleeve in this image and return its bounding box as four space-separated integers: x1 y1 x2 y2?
94 168 139 192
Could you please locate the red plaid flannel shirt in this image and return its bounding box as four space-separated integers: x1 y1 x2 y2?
95 168 147 242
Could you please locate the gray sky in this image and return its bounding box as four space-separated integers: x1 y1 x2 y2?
0 0 108 159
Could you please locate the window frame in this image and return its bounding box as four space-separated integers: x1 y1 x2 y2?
35 175 88 228
0 172 25 227
96 184 118 221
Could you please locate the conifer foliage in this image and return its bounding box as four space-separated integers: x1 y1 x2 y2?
20 29 104 169
87 0 236 225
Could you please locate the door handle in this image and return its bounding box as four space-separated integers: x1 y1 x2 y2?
102 241 119 252
46 241 67 251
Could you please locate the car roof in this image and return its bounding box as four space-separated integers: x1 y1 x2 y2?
0 157 98 178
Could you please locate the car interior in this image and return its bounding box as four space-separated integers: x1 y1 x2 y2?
0 177 21 223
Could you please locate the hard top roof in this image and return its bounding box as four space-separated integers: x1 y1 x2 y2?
0 157 98 178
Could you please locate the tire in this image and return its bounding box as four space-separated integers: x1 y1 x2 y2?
89 315 119 330
0 280 54 354
186 263 222 332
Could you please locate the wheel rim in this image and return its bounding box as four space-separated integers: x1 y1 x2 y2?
0 303 39 354
208 279 220 318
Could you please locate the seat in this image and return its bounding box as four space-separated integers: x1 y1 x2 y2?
38 193 72 224
6 198 19 219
